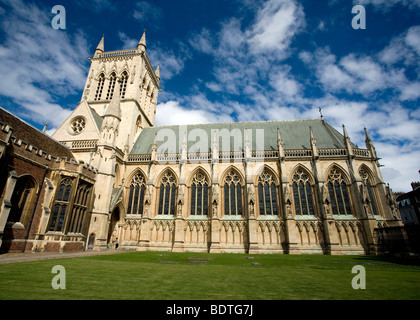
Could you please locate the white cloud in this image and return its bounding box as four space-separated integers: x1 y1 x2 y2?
375 142 420 192
405 25 420 55
301 47 420 101
133 1 163 23
247 0 305 55
148 46 190 81
0 0 89 128
379 25 420 67
118 32 138 50
189 28 213 54
188 0 306 108
155 100 233 126
400 81 420 100
115 30 191 83
269 65 301 98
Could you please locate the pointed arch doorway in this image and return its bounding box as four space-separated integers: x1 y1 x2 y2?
107 207 120 247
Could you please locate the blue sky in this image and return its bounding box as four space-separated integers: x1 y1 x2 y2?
0 0 419 192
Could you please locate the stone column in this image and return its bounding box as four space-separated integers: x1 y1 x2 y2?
138 186 152 250
172 182 185 252
209 184 221 253
247 184 259 254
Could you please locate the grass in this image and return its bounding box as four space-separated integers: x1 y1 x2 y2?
0 251 419 300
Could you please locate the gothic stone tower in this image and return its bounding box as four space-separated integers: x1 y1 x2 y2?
52 31 160 249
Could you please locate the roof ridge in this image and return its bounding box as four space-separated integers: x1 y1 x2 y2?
151 118 323 129
0 106 70 148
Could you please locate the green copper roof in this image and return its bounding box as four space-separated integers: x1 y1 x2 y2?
130 119 352 155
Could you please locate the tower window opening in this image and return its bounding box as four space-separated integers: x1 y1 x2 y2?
120 72 128 98
95 74 105 101
106 73 117 100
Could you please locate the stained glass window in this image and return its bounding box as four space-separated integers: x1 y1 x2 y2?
292 170 315 216
258 170 279 216
327 169 352 216
158 171 177 215
223 170 243 216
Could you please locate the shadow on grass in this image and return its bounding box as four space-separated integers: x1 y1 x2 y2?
352 255 420 267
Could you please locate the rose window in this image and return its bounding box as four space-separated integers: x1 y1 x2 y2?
71 118 86 134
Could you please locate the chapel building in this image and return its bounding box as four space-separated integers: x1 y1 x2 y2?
0 32 402 255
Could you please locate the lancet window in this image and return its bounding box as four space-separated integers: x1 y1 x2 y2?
68 182 91 233
48 178 73 232
223 170 243 216
258 170 279 216
94 73 105 101
292 169 315 216
157 171 177 215
190 171 209 216
106 73 117 100
120 72 128 98
127 173 146 215
327 169 353 216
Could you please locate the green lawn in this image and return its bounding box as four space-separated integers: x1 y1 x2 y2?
0 251 419 300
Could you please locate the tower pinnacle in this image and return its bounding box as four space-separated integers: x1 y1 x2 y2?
138 30 146 52
94 35 104 58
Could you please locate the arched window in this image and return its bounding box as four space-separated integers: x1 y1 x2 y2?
157 171 177 215
106 73 117 100
48 178 73 232
127 173 146 215
190 171 209 216
327 169 352 216
257 170 279 216
292 169 315 216
68 182 92 234
8 176 36 226
223 170 243 216
94 73 105 101
120 72 128 98
359 168 379 216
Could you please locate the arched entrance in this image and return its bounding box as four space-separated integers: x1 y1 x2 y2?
8 176 37 226
87 233 95 250
107 207 120 246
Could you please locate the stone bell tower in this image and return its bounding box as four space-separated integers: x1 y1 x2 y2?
80 31 161 151
51 31 161 250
